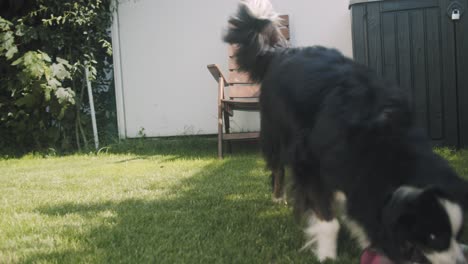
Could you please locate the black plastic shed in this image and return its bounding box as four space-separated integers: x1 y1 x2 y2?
349 0 468 148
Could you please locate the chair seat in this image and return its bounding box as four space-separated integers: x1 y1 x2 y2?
222 99 259 111
223 132 260 141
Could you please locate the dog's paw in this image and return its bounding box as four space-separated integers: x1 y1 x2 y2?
271 193 287 204
301 217 340 262
301 243 337 262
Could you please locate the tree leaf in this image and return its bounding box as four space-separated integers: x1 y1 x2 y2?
6 46 18 60
15 94 37 107
44 86 52 102
55 87 76 105
11 57 23 66
51 62 71 81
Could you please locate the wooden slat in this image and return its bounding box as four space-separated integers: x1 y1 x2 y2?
217 64 224 158
223 132 260 141
228 70 251 83
228 44 238 57
222 99 259 111
381 0 438 12
207 64 227 84
439 0 458 147
228 57 238 70
367 3 382 75
279 15 289 26
410 10 428 131
456 1 468 147
382 12 397 82
351 4 368 65
397 12 411 97
349 0 383 8
228 84 260 98
426 8 443 139
222 98 259 103
280 26 290 40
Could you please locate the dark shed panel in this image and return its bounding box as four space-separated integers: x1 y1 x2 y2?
350 0 468 148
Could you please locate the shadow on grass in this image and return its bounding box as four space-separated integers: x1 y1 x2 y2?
31 157 360 264
0 136 260 160
106 136 261 160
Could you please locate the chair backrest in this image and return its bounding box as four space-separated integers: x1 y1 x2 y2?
227 15 290 99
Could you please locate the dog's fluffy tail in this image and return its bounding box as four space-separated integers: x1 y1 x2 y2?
223 0 287 82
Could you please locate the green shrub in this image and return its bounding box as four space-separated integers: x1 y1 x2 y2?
0 0 116 152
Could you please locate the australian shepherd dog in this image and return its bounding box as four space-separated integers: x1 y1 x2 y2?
224 0 468 263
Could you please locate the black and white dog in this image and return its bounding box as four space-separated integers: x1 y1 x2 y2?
224 0 468 263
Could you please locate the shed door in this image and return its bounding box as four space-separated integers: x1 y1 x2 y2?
353 0 460 147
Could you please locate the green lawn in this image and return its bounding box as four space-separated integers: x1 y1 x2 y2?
1 138 467 263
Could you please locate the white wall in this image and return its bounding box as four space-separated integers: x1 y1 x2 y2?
113 0 352 138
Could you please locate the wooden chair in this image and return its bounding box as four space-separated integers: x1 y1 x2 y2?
207 15 290 159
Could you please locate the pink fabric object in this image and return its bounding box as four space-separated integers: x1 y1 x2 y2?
360 244 468 264
360 248 394 264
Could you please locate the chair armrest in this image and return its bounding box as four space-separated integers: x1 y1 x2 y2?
207 64 228 84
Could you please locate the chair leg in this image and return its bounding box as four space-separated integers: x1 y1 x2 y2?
217 76 225 159
272 167 285 201
223 111 232 154
218 109 223 159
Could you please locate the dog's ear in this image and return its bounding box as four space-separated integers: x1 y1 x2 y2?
382 187 420 228
382 187 457 262
382 186 442 229
381 187 421 261
418 186 448 202
385 186 450 237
